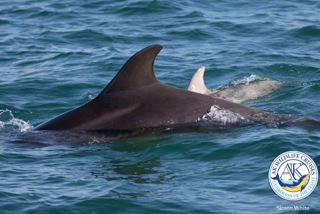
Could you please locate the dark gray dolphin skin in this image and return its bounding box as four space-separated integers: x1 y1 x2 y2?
35 44 271 131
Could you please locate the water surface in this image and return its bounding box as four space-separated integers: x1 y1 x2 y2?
1 0 320 213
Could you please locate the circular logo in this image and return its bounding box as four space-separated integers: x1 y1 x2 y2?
269 151 318 201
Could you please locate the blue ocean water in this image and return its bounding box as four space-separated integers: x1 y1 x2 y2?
1 0 320 213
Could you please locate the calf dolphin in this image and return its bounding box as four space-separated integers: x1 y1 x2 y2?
188 67 283 103
35 44 277 131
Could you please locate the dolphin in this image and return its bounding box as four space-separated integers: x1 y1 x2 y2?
35 44 279 131
187 66 283 103
272 173 310 192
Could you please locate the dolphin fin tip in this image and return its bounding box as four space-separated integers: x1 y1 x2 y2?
101 44 163 94
187 66 209 94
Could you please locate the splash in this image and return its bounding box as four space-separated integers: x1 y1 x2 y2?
0 109 33 132
230 74 266 86
199 105 249 125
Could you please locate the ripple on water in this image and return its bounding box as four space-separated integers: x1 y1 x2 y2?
291 25 320 40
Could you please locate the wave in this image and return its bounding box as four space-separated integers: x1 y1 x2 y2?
291 25 320 39
0 109 33 132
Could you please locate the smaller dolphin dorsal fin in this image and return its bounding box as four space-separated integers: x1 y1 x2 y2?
101 44 162 93
187 66 210 94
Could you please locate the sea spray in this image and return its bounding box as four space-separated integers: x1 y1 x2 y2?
0 109 33 132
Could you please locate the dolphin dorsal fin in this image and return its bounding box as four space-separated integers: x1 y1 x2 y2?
187 66 210 94
102 44 162 93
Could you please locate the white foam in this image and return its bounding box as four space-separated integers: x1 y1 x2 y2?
85 92 96 100
230 74 266 86
199 105 247 125
0 121 4 129
0 109 33 132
